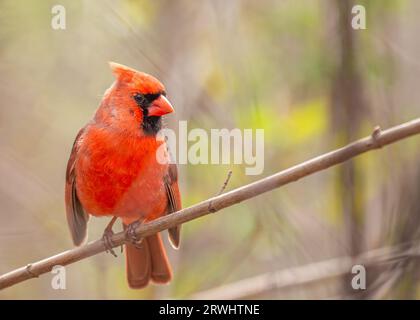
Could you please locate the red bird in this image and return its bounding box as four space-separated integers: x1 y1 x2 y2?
65 62 181 289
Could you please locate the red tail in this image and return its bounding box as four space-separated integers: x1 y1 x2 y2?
125 233 172 289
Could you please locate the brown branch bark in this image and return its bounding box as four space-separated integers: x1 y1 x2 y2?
1 118 420 290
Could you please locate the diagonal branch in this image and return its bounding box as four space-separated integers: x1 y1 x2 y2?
1 118 420 290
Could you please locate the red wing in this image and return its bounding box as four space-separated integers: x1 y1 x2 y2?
65 127 89 246
164 163 182 249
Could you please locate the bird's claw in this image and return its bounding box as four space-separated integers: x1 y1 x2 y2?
125 220 144 249
102 229 118 257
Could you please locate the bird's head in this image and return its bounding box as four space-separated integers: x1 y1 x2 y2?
99 62 174 135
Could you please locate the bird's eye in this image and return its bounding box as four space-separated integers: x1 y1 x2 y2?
133 93 160 107
133 93 147 106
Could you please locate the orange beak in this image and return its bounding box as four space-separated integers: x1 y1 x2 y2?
148 95 174 117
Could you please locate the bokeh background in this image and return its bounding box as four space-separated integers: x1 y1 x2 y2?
1 0 420 299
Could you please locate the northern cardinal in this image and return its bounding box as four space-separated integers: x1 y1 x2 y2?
65 62 181 289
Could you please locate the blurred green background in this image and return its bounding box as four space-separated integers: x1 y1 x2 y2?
1 0 420 299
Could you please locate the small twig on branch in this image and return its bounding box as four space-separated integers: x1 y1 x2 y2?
208 170 233 213
218 170 233 195
1 118 420 290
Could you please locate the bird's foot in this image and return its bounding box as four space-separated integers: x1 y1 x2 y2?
102 216 118 257
102 228 118 257
125 220 144 249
